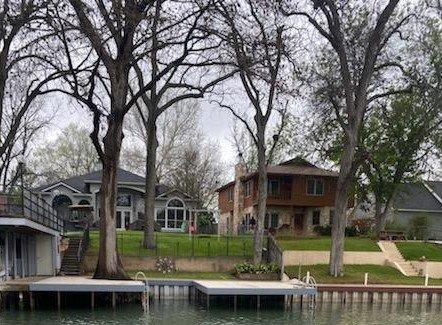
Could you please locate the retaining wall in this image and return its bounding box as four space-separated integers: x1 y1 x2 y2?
83 255 246 273
410 261 442 279
282 251 387 266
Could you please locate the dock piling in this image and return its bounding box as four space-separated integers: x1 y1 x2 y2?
91 292 94 309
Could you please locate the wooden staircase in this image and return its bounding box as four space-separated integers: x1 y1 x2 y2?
378 240 419 276
60 237 84 276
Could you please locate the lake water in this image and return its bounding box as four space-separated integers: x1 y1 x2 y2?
1 301 441 324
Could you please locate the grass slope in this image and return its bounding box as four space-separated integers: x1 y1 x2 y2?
277 237 380 252
87 231 253 257
396 242 442 261
285 264 442 285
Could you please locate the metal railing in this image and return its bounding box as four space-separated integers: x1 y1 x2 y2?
0 188 63 232
77 227 90 263
267 234 284 279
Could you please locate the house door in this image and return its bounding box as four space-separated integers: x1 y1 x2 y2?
117 210 131 230
294 214 304 231
124 211 131 229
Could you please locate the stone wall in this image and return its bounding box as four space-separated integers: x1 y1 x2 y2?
410 261 442 279
83 254 246 273
283 250 388 266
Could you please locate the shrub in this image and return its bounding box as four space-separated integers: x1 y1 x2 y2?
155 257 176 274
345 226 358 237
350 218 374 236
234 262 279 275
313 225 332 236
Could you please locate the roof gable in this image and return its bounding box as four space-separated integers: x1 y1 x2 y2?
395 181 442 212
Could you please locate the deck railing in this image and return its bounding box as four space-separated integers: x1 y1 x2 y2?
0 188 63 232
267 190 292 200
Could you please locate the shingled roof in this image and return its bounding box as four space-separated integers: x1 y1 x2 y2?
394 181 442 212
216 157 339 191
32 168 171 196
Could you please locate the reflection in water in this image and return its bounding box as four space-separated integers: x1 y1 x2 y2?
0 300 441 325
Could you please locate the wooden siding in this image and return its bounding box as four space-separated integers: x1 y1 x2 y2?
243 174 337 208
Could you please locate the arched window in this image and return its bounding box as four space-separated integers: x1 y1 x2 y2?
78 199 90 205
52 195 72 221
166 198 185 229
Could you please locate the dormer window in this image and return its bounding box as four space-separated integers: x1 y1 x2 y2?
307 178 325 196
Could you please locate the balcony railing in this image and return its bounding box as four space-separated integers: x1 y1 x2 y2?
0 189 63 232
267 190 292 200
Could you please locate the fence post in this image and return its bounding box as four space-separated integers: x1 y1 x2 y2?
207 242 211 257
243 241 246 257
226 236 229 256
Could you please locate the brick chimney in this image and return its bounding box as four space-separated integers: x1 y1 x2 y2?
232 158 246 235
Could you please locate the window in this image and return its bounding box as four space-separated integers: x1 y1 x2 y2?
264 213 279 229
156 209 166 228
227 187 234 202
117 194 132 206
167 198 186 229
307 178 325 196
268 180 280 196
312 210 321 226
244 181 252 197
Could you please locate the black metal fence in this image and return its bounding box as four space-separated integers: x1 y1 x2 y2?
113 231 253 258
0 189 63 232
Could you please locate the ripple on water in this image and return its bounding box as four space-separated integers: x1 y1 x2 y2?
1 301 442 325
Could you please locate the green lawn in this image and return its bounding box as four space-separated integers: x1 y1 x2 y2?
86 231 253 257
277 236 380 252
396 242 442 261
128 271 234 280
285 264 442 285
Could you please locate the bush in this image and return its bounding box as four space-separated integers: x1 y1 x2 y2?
409 215 431 240
313 225 332 236
345 226 358 237
350 218 374 236
234 262 279 275
155 257 176 274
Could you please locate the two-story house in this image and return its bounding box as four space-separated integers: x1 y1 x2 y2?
217 157 344 235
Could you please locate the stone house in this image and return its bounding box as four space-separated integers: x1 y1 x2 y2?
216 158 347 235
32 168 198 232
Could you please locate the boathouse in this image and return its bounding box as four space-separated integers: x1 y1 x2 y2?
0 189 63 281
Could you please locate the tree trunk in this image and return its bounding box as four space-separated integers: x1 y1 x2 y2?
329 137 357 277
253 123 267 264
93 117 127 279
143 114 158 248
374 191 396 236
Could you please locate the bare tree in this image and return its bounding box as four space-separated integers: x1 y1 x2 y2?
126 0 237 249
47 0 213 278
212 0 293 264
0 0 66 189
282 0 414 275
